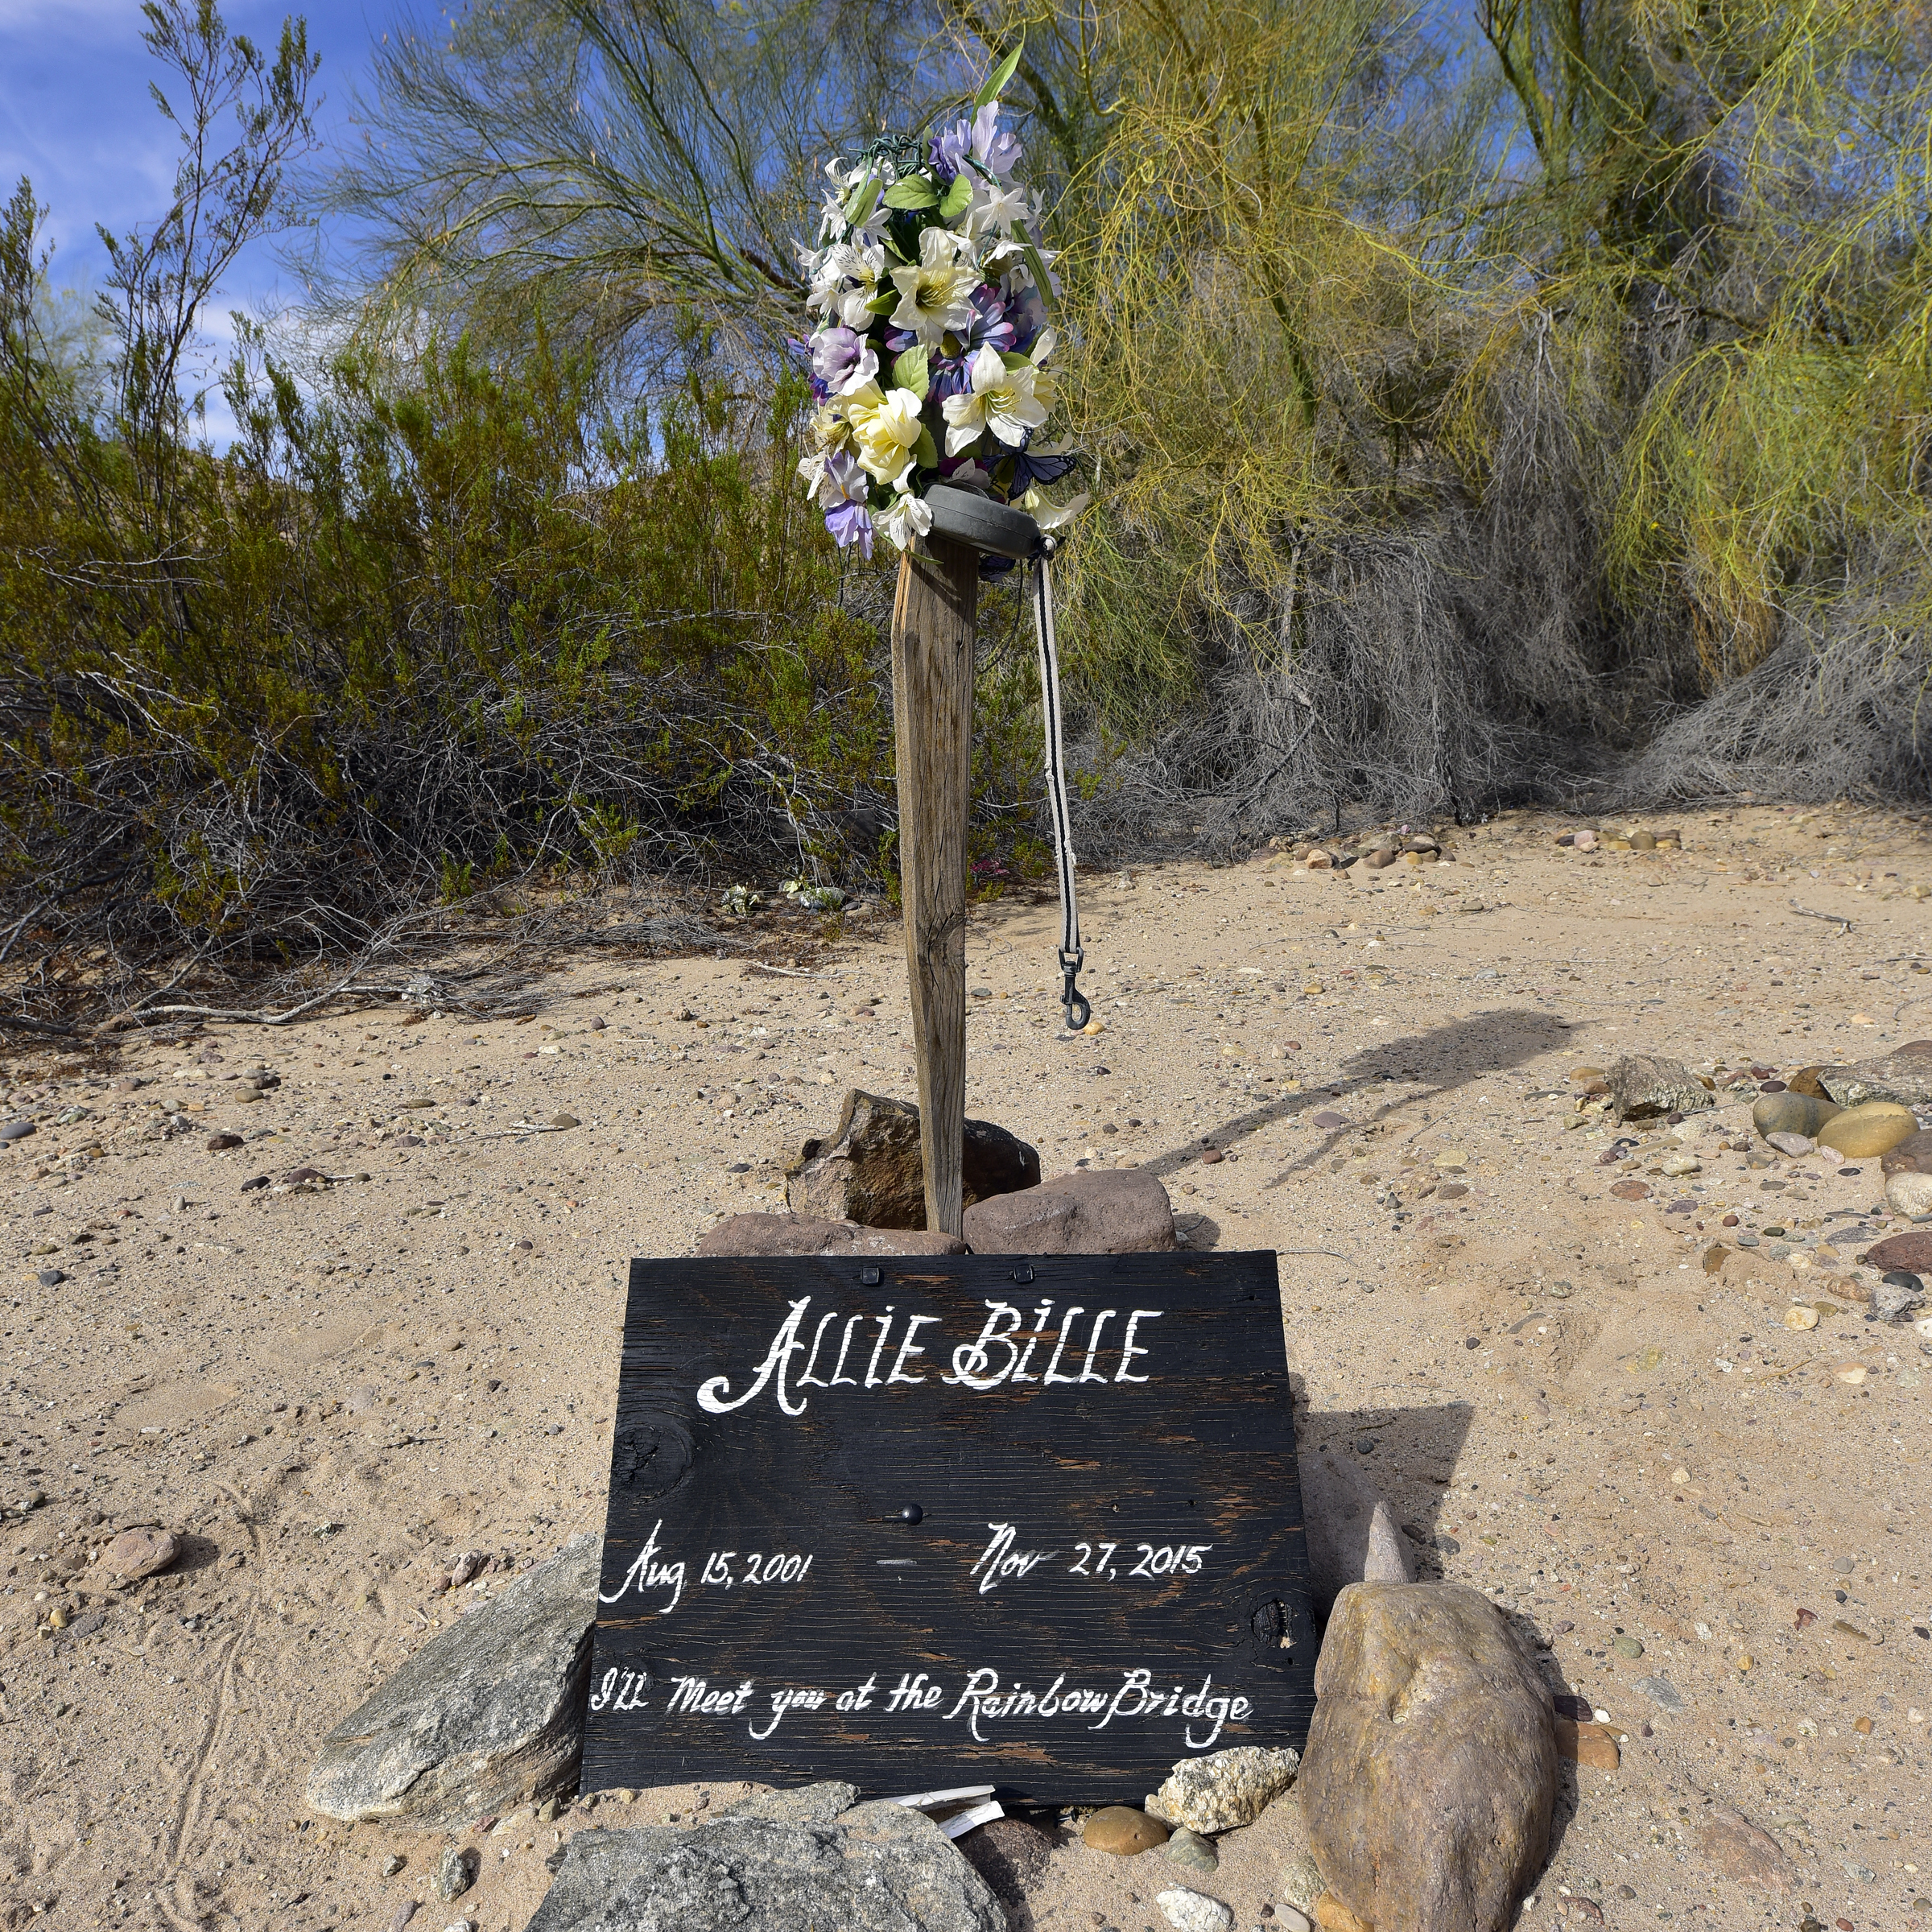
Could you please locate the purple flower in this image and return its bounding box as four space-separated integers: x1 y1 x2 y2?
811 325 876 394
929 120 971 184
820 450 873 559
971 103 1022 181
825 500 874 558
927 353 971 400
1005 285 1047 355
964 285 1016 355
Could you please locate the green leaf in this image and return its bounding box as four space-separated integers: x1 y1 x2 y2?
1013 225 1056 316
999 350 1032 372
973 39 1023 109
865 288 898 316
883 175 939 211
843 169 879 228
914 423 939 470
893 346 931 399
939 171 973 221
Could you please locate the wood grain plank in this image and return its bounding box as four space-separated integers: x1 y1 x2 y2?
583 1252 1316 1802
890 541 976 1236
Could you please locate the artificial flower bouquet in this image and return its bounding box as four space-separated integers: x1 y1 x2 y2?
795 62 1086 561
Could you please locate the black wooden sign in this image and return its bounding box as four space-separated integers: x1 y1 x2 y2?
581 1250 1315 1801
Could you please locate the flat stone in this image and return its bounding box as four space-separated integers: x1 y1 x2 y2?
1697 1806 1795 1895
206 1133 244 1151
1608 1179 1650 1200
694 1213 968 1257
103 1525 178 1579
1083 1806 1170 1855
1820 1050 1932 1110
0 1119 36 1141
1818 1103 1918 1158
720 1783 857 1825
1156 1887 1233 1932
786 1089 1038 1229
1299 1582 1555 1932
1765 1133 1814 1158
1146 1745 1302 1835
1753 1092 1842 1141
524 1804 1005 1932
1633 1674 1686 1714
1555 1719 1620 1769
957 1816 1054 1910
1608 1054 1711 1122
1862 1230 1932 1273
962 1167 1177 1253
305 1533 597 1829
550 1113 581 1130
1163 1827 1219 1874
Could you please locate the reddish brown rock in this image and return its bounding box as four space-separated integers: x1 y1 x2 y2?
1555 1719 1620 1769
1608 1179 1650 1200
696 1214 967 1258
103 1525 179 1579
1696 1806 1794 1896
1880 1129 1932 1177
1859 1231 1932 1274
785 1089 1038 1229
1300 1582 1555 1932
961 1168 1177 1253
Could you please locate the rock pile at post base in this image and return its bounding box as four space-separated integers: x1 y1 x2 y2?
1298 1581 1556 1932
524 1781 1005 1932
306 1533 597 1830
786 1088 1039 1229
962 1166 1177 1252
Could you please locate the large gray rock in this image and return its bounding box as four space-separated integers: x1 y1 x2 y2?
786 1089 1038 1230
1608 1054 1711 1123
1146 1744 1301 1834
306 1534 597 1829
961 1167 1177 1253
696 1213 966 1257
1299 1582 1555 1932
1819 1045 1932 1110
1298 1447 1416 1611
523 1794 1005 1932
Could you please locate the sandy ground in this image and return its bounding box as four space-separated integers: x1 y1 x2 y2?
3 800 1931 1932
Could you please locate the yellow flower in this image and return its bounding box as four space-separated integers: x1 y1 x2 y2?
845 383 927 485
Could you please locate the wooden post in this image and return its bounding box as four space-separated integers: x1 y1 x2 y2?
890 535 977 1236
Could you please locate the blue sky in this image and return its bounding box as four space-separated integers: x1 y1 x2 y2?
0 0 387 423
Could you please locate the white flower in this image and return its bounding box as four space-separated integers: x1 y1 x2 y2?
846 383 927 485
888 225 980 350
819 242 887 329
878 492 935 552
965 178 1029 240
1034 491 1091 530
796 451 829 500
940 345 1049 454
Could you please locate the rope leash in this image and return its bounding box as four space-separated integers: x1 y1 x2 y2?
1030 538 1088 1032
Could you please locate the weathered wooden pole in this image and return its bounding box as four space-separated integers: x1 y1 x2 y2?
890 534 978 1237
